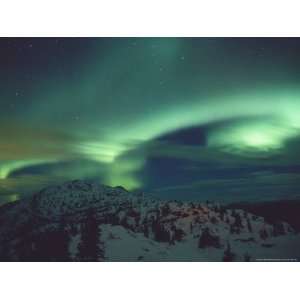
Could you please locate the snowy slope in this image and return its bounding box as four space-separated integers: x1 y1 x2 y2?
0 180 299 262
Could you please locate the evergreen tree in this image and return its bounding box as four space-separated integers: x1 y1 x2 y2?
244 253 251 262
69 222 78 236
220 210 225 222
259 228 268 240
78 208 104 261
13 215 39 261
134 212 141 229
173 227 184 242
223 242 236 262
247 218 252 233
153 221 170 243
142 217 149 238
210 216 218 224
32 223 70 262
230 223 240 234
272 222 285 236
213 204 220 213
233 212 243 228
230 212 243 234
161 203 170 217
190 222 193 234
150 216 156 236
14 215 69 261
198 227 221 248
1 238 13 261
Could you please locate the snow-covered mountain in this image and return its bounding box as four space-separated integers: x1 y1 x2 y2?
0 180 299 261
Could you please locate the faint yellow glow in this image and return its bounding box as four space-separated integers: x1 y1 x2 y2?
104 157 144 190
9 194 19 202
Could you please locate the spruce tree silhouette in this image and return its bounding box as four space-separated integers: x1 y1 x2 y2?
78 208 104 261
272 222 285 236
174 227 184 242
190 222 193 234
12 214 69 261
244 253 251 262
259 228 268 240
210 216 218 224
229 211 243 234
13 215 38 261
161 203 171 217
223 242 236 261
153 220 170 243
142 217 149 238
198 227 221 248
233 213 243 228
31 218 70 261
247 218 252 233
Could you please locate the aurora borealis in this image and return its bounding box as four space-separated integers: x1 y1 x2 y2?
1 38 300 204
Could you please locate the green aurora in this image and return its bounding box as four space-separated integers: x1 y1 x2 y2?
1 38 300 203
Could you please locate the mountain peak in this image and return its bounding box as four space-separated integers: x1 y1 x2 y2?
0 179 298 262
29 180 134 219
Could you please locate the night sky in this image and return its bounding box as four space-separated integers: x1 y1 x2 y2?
1 38 300 204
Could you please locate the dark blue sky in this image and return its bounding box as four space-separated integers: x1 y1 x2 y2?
1 38 300 204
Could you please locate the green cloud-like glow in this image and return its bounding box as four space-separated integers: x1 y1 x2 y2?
207 117 299 155
1 38 300 202
2 87 300 190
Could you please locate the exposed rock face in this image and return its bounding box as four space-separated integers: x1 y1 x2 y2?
0 180 298 262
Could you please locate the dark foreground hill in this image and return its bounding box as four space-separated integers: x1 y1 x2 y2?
0 180 299 261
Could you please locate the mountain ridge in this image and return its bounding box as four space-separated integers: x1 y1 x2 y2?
0 179 299 262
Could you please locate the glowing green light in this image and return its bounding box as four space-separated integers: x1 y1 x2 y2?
243 132 279 148
2 85 300 190
208 118 299 154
